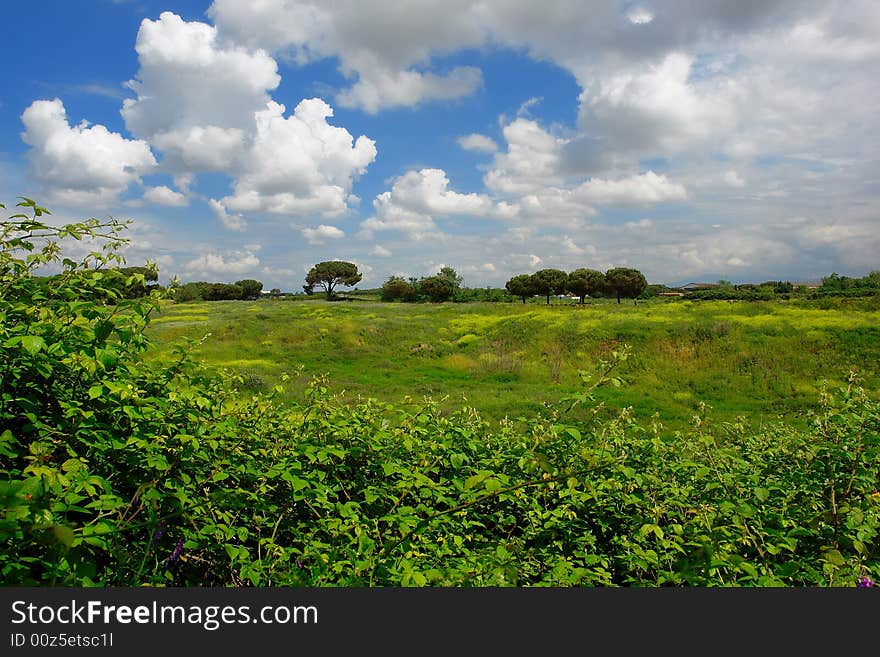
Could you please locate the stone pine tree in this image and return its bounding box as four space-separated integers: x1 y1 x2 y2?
566 268 605 304
530 268 568 305
604 267 647 304
505 274 535 304
418 275 455 302
305 261 362 299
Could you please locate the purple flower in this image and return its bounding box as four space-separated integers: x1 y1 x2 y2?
150 521 165 546
296 559 304 569
856 576 875 588
164 539 185 569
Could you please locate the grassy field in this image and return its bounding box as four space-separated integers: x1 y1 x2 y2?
144 296 880 430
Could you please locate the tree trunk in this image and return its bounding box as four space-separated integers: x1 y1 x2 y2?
546 295 550 305
617 292 621 304
580 295 585 304
521 296 526 304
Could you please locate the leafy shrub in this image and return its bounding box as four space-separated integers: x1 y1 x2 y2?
1 199 878 587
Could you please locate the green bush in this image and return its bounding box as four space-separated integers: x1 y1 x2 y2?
1 199 878 587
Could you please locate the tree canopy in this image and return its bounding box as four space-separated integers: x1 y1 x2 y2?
605 267 647 304
530 268 568 304
305 261 362 299
419 275 455 302
505 274 535 303
236 278 263 300
567 268 605 304
381 276 415 301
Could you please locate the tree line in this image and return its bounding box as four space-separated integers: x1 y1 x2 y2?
505 267 647 304
167 259 880 306
173 278 263 302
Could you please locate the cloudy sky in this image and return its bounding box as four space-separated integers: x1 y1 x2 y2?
2 1 879 289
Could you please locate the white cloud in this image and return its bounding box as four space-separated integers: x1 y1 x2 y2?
151 126 245 172
208 198 247 231
209 0 487 113
723 171 746 188
584 52 736 153
121 11 279 171
484 118 567 195
185 250 260 275
574 171 687 205
626 7 655 25
457 133 499 153
302 224 345 244
118 12 376 220
144 185 188 206
624 218 654 232
370 245 392 257
21 98 156 205
336 66 482 114
361 168 499 239
388 168 494 216
220 99 376 217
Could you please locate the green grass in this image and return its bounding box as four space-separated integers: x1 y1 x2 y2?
143 297 880 429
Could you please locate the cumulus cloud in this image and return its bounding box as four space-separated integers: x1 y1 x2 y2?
457 133 499 153
370 245 392 257
21 98 156 204
219 99 376 217
121 11 279 171
336 66 483 114
208 198 247 231
185 250 260 275
574 171 687 205
302 224 345 244
360 168 502 239
584 52 736 154
144 185 188 206
484 118 567 195
209 0 487 112
117 12 376 219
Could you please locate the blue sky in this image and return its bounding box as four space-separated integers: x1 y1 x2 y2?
2 1 879 289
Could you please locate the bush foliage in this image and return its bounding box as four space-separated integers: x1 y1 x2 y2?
1 199 878 587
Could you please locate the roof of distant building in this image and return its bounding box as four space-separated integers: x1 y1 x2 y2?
678 282 720 290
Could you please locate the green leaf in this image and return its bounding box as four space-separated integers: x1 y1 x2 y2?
87 385 104 399
464 474 485 490
483 478 501 492
20 335 46 355
51 525 75 550
823 549 846 566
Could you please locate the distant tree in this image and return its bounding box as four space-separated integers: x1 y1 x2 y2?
381 276 415 301
269 288 281 298
174 281 208 303
419 275 455 302
505 274 535 304
305 261 362 300
203 283 244 301
438 266 464 294
530 268 568 305
605 267 647 304
566 268 605 304
236 278 263 300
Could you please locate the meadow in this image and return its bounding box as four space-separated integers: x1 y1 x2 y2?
5 204 878 587
145 296 880 430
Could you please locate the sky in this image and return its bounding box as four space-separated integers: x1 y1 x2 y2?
2 0 879 290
